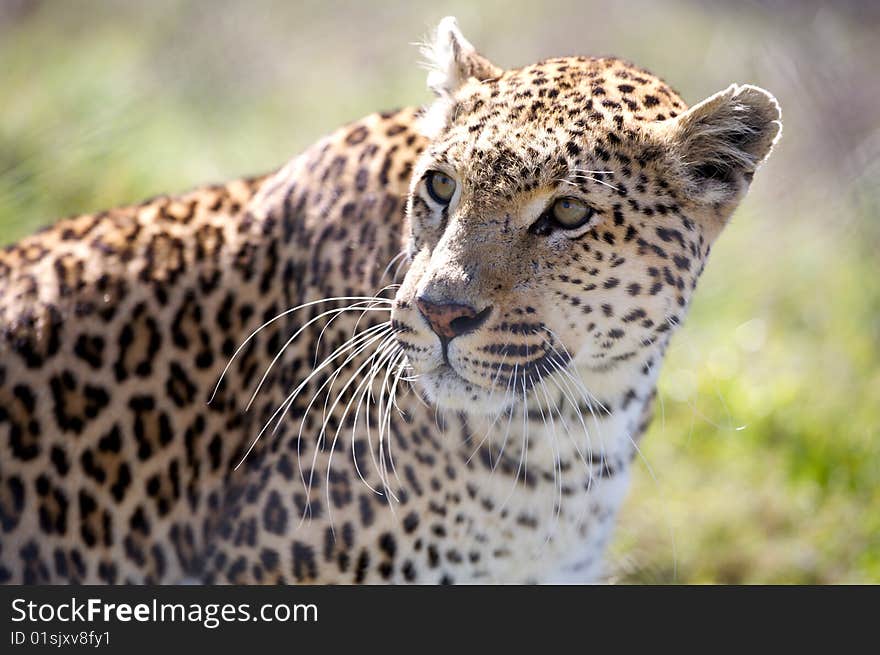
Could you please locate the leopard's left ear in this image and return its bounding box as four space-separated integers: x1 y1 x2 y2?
422 16 502 98
663 84 782 204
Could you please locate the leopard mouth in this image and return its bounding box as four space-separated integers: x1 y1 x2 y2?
415 346 571 414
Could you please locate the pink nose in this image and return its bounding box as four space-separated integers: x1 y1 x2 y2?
416 297 491 339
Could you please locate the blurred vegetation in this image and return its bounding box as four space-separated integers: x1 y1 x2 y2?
1 0 878 583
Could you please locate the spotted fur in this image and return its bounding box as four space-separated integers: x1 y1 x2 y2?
0 18 780 584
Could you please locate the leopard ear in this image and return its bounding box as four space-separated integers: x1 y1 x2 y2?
422 16 501 98
664 84 782 204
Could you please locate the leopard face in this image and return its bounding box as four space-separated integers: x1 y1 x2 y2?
392 18 781 415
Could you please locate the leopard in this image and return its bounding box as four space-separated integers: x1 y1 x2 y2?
0 17 781 584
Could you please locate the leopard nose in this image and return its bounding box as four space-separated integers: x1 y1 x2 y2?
416 297 492 340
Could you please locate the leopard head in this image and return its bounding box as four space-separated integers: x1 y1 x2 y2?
392 17 782 414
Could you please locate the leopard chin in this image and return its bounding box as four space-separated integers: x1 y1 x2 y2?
415 363 515 415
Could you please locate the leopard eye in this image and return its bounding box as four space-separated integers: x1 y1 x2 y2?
552 197 594 229
425 171 457 205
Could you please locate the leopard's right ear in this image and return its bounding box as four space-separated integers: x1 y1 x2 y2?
422 17 501 98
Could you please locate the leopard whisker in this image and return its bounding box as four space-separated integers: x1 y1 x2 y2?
518 369 531 486
571 168 620 192
370 345 404 500
543 335 650 480
296 332 394 529
540 362 597 495
310 283 401 369
235 322 394 473
539 327 608 440
247 302 392 412
536 331 602 488
499 369 532 511
495 362 519 471
538 328 620 528
302 331 401 528
389 355 412 419
392 252 411 282
311 301 384 370
209 294 394 404
462 354 510 465
378 350 409 501
549 361 607 451
381 250 408 283
349 346 405 498
570 174 620 193
348 344 407 497
310 304 401 427
535 369 566 547
544 361 598 494
292 325 397 460
481 359 518 468
322 338 403 523
257 321 391 466
483 353 512 467
281 321 394 434
465 358 515 466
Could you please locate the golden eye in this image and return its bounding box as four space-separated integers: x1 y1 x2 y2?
425 171 457 204
551 197 594 229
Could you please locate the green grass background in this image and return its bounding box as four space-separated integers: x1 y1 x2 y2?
1 0 877 583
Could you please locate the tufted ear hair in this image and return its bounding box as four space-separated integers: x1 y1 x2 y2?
663 84 782 205
422 16 502 98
